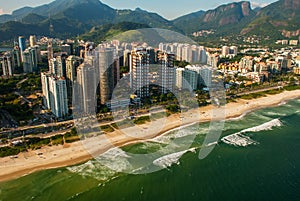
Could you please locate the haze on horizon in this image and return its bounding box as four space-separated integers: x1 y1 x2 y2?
0 0 275 20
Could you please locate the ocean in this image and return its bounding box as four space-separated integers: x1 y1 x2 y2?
1 98 300 201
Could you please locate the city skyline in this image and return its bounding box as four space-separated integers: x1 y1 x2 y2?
0 0 275 20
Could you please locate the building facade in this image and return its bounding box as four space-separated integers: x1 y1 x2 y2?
130 49 150 98
158 51 175 94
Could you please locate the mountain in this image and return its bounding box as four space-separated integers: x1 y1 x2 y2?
21 13 47 24
115 8 180 32
79 22 151 43
0 0 178 28
172 10 205 33
241 0 300 38
0 0 299 44
0 18 90 42
173 1 256 35
0 0 115 25
0 0 181 42
0 0 115 24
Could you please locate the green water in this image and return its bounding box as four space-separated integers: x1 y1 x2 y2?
1 99 300 201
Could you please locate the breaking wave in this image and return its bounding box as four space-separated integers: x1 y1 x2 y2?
67 160 119 182
222 119 283 147
153 148 197 168
241 118 282 133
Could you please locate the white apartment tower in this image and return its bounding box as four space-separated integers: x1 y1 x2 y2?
48 76 68 118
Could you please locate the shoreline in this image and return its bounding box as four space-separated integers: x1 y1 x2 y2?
1 89 300 183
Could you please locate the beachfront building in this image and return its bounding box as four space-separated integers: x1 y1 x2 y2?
97 46 118 105
76 62 98 114
41 72 51 109
186 65 213 88
48 76 68 118
41 72 68 118
66 55 84 101
176 67 198 90
158 51 176 94
130 49 150 98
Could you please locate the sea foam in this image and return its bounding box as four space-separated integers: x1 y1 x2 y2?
222 119 283 147
241 118 282 133
153 148 196 168
67 160 118 181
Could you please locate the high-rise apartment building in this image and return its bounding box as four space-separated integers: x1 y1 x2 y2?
158 51 175 94
49 58 58 75
186 65 212 88
176 68 198 90
176 68 185 90
230 46 238 56
207 53 219 68
1 53 14 77
18 36 26 52
222 46 230 57
76 62 97 114
130 49 150 98
97 47 117 105
41 72 51 109
48 39 54 71
56 55 67 78
66 56 83 101
22 50 34 73
29 35 37 47
41 73 68 118
61 44 72 55
48 76 68 118
239 56 254 72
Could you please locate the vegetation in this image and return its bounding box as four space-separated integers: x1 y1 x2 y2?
0 73 42 124
238 88 286 100
134 116 151 125
151 112 167 120
79 22 150 44
111 120 134 129
166 104 180 114
283 85 300 91
26 137 51 150
64 127 80 143
174 60 190 68
0 126 82 157
100 125 114 133
18 73 41 92
50 135 64 145
120 66 129 75
0 146 26 157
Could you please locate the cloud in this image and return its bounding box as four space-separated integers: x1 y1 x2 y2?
0 8 4 15
251 2 270 8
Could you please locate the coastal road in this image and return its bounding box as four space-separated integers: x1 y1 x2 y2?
235 85 283 96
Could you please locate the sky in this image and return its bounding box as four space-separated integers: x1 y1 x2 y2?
0 0 276 20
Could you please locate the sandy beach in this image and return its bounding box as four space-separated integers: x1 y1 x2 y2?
1 89 300 183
